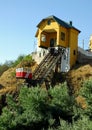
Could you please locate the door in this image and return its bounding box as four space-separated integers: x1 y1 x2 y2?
50 38 55 47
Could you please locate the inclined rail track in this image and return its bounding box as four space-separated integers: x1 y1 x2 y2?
31 48 63 85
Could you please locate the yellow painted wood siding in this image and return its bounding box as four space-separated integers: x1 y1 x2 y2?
69 29 79 67
41 19 59 31
36 19 59 48
58 26 69 47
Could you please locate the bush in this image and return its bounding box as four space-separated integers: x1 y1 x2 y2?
0 64 9 76
0 86 50 130
79 78 92 118
0 84 69 129
0 54 34 77
11 55 25 67
20 54 34 67
55 116 92 130
48 83 78 122
0 81 92 130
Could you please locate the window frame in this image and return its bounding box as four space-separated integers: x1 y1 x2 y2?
61 32 65 41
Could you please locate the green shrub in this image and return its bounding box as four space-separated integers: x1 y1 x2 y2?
11 55 25 67
0 86 50 130
79 78 92 118
20 54 34 67
48 83 79 121
0 81 92 130
0 64 9 76
56 116 92 130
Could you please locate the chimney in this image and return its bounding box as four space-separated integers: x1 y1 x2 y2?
69 21 72 26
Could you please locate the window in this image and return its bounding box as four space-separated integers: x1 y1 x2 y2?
39 52 41 57
47 20 51 25
61 32 65 41
41 34 46 42
73 50 76 55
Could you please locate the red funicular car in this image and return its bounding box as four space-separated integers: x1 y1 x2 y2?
16 67 32 79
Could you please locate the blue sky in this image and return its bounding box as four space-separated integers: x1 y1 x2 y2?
0 0 92 63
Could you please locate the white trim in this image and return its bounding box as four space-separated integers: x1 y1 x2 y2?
61 47 70 72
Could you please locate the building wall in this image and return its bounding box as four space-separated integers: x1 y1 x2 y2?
57 26 69 47
36 19 80 68
57 27 79 67
36 19 59 48
69 29 79 67
32 48 48 64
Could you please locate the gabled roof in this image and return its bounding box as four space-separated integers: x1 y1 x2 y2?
37 15 81 33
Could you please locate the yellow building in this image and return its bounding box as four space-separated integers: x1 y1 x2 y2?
35 15 80 68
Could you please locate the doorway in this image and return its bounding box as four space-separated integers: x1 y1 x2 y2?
50 38 55 47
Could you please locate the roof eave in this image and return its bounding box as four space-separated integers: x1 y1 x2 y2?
37 15 81 33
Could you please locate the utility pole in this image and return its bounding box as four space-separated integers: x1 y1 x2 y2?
83 39 84 50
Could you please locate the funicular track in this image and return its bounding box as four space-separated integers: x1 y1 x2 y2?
28 48 64 86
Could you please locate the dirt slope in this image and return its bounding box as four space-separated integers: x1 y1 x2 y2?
0 62 92 95
0 63 38 95
67 63 92 93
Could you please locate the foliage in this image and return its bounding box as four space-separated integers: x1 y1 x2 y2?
11 54 34 67
48 83 78 122
0 60 14 76
79 78 92 118
0 54 34 77
0 64 9 76
0 55 24 76
20 54 34 67
0 86 50 130
0 81 92 129
48 116 92 130
11 55 25 67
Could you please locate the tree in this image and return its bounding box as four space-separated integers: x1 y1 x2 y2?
0 81 92 130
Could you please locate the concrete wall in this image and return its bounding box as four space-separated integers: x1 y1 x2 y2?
78 47 92 63
32 48 48 64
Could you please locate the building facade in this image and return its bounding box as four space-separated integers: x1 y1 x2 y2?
35 15 80 69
